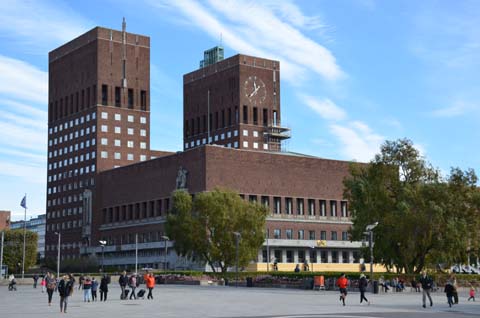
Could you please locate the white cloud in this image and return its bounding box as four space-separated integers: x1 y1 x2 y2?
262 0 326 30
301 95 347 121
0 0 92 52
0 55 48 104
149 0 343 83
431 100 478 117
330 121 384 162
0 161 45 184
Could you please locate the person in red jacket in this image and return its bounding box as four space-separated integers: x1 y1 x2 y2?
144 272 156 300
337 273 349 306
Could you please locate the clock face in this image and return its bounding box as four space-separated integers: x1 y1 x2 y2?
244 75 266 105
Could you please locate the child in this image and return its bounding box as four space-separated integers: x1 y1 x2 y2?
444 280 454 307
468 284 476 301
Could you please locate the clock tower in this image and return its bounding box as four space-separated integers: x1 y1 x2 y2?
183 49 290 152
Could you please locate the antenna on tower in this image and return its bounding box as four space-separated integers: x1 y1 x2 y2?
122 17 126 33
220 32 223 47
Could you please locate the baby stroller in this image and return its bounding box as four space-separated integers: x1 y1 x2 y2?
8 278 17 291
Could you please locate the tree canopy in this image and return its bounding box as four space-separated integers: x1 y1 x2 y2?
2 229 38 273
344 138 480 273
166 189 268 272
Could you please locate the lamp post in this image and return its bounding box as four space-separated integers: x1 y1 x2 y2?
161 236 169 271
135 233 138 274
0 231 4 279
99 240 107 273
55 232 61 278
233 232 241 287
365 222 378 281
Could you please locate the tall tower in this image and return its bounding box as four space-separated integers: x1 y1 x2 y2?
45 22 151 260
183 52 290 152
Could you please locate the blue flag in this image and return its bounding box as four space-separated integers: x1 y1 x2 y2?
20 195 27 209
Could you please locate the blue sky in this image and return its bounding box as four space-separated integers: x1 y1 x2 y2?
1 0 479 220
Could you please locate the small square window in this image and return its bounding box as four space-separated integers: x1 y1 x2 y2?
128 115 134 122
243 129 248 136
115 113 121 121
243 141 248 148
140 116 146 124
115 126 121 134
101 112 108 119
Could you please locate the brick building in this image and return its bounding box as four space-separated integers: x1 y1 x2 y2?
46 23 362 271
0 211 11 231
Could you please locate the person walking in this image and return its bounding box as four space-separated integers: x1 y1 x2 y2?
78 275 85 290
468 284 476 301
129 273 138 300
337 273 349 306
144 272 155 300
419 271 433 308
119 271 128 300
45 272 57 306
58 275 74 313
91 277 98 301
444 280 455 307
83 276 92 302
100 274 110 301
41 275 46 293
359 274 370 305
33 274 39 288
451 274 459 304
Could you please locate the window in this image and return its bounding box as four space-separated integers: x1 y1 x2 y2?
341 201 348 217
342 231 349 241
140 155 146 161
253 131 258 137
249 195 257 202
114 139 121 147
320 200 326 216
263 108 268 126
101 138 108 145
320 231 326 240
285 198 292 214
253 107 258 124
114 152 121 160
115 113 121 121
114 126 121 134
286 250 293 263
273 197 281 214
127 141 134 148
115 87 121 107
140 129 146 137
140 90 147 110
101 125 108 132
243 105 248 124
261 196 269 208
128 115 134 122
309 230 316 240
308 199 315 216
140 116 146 124
298 250 305 263
128 128 134 135
243 141 248 148
253 142 258 149
243 129 248 136
331 251 338 263
286 229 293 239
297 198 304 215
273 229 281 239
128 89 134 109
330 201 337 217
101 85 108 105
298 230 304 240
101 112 108 119
331 231 337 240
140 142 146 149
127 153 134 161
342 251 349 263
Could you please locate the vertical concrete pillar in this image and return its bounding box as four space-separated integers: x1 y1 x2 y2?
327 250 332 263
293 249 299 264
281 249 287 263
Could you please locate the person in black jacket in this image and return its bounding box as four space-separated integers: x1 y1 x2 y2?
58 275 74 313
444 280 455 307
359 274 370 305
119 271 128 300
419 271 433 308
100 274 110 301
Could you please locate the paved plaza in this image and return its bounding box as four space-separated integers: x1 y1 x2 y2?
0 284 478 318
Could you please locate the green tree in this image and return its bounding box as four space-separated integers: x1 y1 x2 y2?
344 138 480 273
3 230 38 273
166 189 268 272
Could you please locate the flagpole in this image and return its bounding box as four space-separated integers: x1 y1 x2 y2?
22 193 27 279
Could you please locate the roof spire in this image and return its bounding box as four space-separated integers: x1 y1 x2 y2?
122 17 126 33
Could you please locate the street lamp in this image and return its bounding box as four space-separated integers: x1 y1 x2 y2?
364 222 378 282
161 236 169 271
55 232 61 279
233 232 241 287
99 240 107 273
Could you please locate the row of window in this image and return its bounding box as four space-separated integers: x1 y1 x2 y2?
48 166 95 184
103 198 170 224
46 241 82 251
101 85 147 110
48 152 96 170
47 178 95 205
47 206 83 219
100 151 147 161
100 112 147 124
264 249 360 264
49 112 96 135
49 90 97 122
100 231 167 246
99 126 147 136
243 195 348 217
271 229 349 241
49 128 96 148
47 219 83 232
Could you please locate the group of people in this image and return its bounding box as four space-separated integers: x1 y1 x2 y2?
118 271 156 300
77 274 110 302
335 271 477 308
